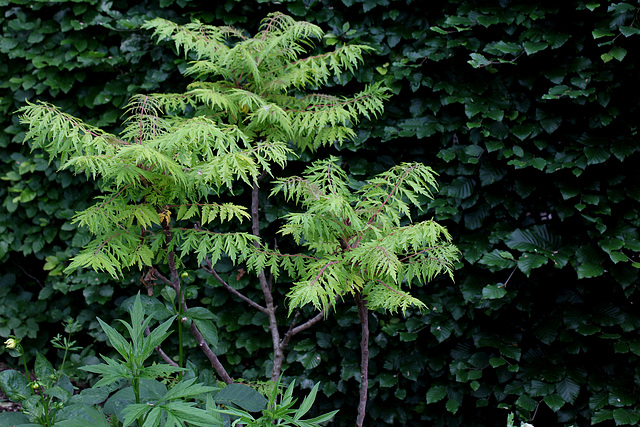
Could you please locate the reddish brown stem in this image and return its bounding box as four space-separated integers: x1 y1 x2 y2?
206 265 268 314
163 226 233 384
280 310 325 350
355 292 369 427
189 320 232 384
250 178 286 382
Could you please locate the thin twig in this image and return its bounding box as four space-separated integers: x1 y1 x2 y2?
163 226 233 384
203 258 268 314
280 311 323 350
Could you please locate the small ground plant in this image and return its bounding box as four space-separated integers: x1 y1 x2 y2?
0 294 335 426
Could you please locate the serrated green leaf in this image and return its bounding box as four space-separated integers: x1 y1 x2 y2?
523 41 548 55
613 408 640 425
593 29 614 39
517 253 548 276
540 116 562 133
620 26 640 37
185 307 217 320
445 398 460 414
430 26 448 35
592 409 614 424
492 41 522 54
479 250 516 269
377 372 398 388
485 140 504 152
426 385 447 404
543 394 565 411
0 370 30 402
556 377 580 404
298 351 322 369
610 47 627 61
468 53 491 68
489 357 506 367
193 318 218 348
601 53 614 63
482 284 507 299
589 390 609 411
516 394 537 411
34 352 56 384
214 383 267 412
577 263 605 278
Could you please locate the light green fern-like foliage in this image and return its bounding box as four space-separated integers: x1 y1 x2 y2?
142 13 390 150
268 157 460 315
18 13 388 279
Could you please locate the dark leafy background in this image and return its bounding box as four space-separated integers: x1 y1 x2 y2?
1 0 639 425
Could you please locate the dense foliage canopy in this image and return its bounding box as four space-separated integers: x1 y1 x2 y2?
1 0 640 425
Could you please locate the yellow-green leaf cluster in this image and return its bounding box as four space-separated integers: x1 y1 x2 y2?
19 13 390 281
269 157 460 314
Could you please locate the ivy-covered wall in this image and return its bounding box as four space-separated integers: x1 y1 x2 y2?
1 0 639 425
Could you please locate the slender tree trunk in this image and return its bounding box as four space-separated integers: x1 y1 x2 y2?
250 179 286 382
355 292 369 427
164 226 233 384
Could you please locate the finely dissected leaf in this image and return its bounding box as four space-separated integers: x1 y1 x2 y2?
365 280 427 314
275 158 458 314
21 13 353 283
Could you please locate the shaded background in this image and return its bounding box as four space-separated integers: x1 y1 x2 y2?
1 0 639 425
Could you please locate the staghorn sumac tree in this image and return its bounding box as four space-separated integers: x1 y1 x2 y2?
18 12 390 389
17 12 456 426
268 157 459 426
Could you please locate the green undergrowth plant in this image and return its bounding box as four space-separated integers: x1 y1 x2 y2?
0 293 336 427
0 320 83 426
211 378 338 426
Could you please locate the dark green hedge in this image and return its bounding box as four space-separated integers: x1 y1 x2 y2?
1 0 640 425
